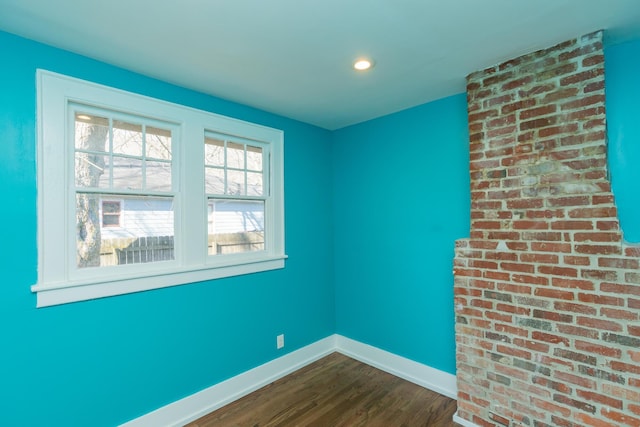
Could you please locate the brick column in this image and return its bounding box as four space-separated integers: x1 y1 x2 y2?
454 31 640 427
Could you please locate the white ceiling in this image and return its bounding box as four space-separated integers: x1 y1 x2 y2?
1 0 640 130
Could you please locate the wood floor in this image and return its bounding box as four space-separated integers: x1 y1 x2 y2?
187 352 458 427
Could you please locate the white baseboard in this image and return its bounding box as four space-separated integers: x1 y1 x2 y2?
334 335 457 399
453 411 481 427
120 334 458 426
120 336 336 427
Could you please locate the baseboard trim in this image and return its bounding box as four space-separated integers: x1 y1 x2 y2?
120 336 336 427
453 411 481 427
334 335 457 399
120 334 458 426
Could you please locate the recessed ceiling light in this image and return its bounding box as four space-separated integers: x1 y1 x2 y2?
353 58 374 71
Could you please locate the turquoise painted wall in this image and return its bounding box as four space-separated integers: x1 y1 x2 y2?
332 95 471 375
605 39 640 243
0 31 334 426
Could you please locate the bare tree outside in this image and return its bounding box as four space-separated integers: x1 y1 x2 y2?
75 116 108 267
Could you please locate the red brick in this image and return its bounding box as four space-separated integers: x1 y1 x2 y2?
551 221 593 230
486 147 514 158
550 149 581 161
539 123 579 138
575 340 621 358
513 337 549 353
484 94 515 108
507 198 544 209
575 413 618 427
559 68 604 86
556 324 598 340
468 109 499 123
520 253 558 264
538 266 578 277
497 303 530 316
487 114 516 129
487 231 520 240
551 277 594 290
574 244 622 255
483 71 514 87
532 331 570 345
564 106 605 121
554 371 595 390
531 242 572 253
578 293 623 306
531 396 572 417
535 288 574 300
513 220 548 230
601 307 638 321
625 272 640 284
576 316 623 332
513 274 549 286
547 196 590 207
472 220 502 230
485 251 518 261
554 301 597 315
502 99 537 115
600 282 640 297
598 258 639 269
484 270 511 281
563 255 591 266
496 282 532 295
501 262 535 274
600 408 640 427
542 87 579 103
518 83 555 98
563 157 606 170
582 269 618 281
520 105 558 121
561 94 606 111
584 80 605 93
574 232 621 243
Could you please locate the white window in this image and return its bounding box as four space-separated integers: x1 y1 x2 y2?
33 70 285 307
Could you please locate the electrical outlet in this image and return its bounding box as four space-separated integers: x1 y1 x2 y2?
276 334 285 349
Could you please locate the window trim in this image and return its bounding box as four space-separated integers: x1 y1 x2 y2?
33 70 286 308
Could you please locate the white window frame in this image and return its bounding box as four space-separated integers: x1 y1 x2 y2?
33 70 286 307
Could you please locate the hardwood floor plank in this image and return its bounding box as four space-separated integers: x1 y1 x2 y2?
187 352 458 426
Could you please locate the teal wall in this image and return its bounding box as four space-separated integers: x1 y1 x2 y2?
0 31 334 426
332 95 471 375
605 39 640 243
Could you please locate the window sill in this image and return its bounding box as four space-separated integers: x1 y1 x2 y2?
32 256 287 308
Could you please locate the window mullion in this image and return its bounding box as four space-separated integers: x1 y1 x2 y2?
180 124 207 266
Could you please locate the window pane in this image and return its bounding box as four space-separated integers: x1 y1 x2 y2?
204 137 225 167
246 145 263 172
146 126 172 160
76 194 175 268
113 120 143 156
208 199 264 255
227 142 245 169
75 152 110 188
111 156 143 190
205 167 225 194
75 113 109 151
102 200 121 228
227 169 245 195
145 160 172 191
247 172 263 196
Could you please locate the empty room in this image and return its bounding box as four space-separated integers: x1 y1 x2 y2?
1 1 640 426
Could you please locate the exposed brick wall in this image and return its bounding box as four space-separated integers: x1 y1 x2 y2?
454 31 640 427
